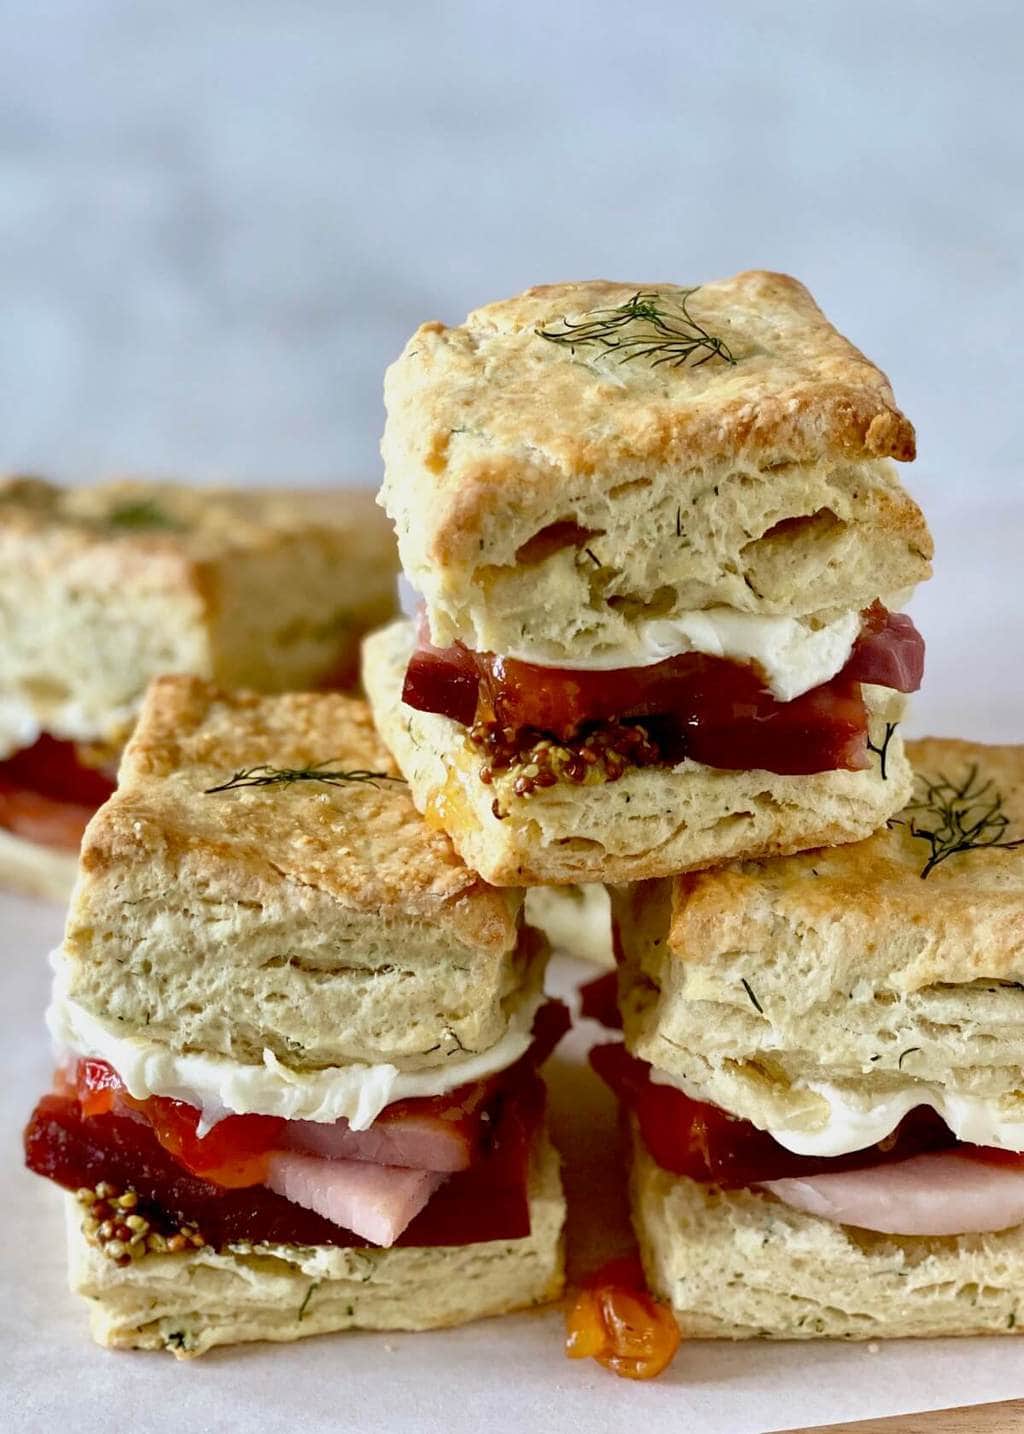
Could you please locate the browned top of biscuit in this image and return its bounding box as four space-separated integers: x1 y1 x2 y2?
382 271 918 567
78 675 519 954
0 475 394 570
641 739 1024 985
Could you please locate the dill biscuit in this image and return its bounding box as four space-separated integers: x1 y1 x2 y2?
631 1131 1024 1341
64 1133 565 1357
380 271 930 665
55 677 538 1072
615 739 1024 1143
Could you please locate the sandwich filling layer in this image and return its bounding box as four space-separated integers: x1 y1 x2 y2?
595 1040 1024 1238
49 961 548 1131
0 733 117 852
400 602 923 781
26 999 567 1252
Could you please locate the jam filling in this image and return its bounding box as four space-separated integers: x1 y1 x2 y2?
566 1254 681 1381
588 1042 1022 1187
24 1001 569 1252
0 733 117 850
401 604 924 780
578 971 623 1031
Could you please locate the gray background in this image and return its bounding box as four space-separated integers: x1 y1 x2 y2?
0 0 1020 492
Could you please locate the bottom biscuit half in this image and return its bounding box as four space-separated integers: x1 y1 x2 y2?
363 619 911 886
67 1134 565 1357
0 827 78 902
631 1133 1024 1340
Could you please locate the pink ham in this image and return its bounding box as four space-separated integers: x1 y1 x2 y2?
845 610 924 693
280 1114 475 1172
760 1152 1024 1236
265 1152 447 1246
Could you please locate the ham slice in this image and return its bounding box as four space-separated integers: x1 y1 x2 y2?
280 1114 474 1172
264 1151 447 1246
761 1152 1024 1236
844 605 924 693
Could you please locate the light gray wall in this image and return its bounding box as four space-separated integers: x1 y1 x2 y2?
0 0 1020 499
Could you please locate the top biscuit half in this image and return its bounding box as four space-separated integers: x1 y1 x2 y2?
381 272 931 662
615 738 1024 1153
55 677 534 1076
0 476 398 755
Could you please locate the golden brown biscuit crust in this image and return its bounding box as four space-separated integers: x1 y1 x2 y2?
614 740 1024 1131
382 271 919 570
0 476 399 753
81 675 517 951
0 475 393 571
61 678 531 1070
643 738 1024 989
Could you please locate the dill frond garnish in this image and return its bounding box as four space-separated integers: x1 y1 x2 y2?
106 497 184 531
866 721 899 781
297 1282 320 1322
536 289 736 370
740 977 764 1014
204 761 404 795
900 764 1024 879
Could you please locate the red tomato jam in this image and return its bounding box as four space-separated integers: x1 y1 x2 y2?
24 1002 570 1250
401 604 924 778
566 1254 681 1380
0 733 116 849
589 1042 968 1186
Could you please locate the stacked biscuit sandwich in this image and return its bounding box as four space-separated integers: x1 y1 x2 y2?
24 678 565 1354
24 267 1024 1368
363 272 927 885
0 477 397 900
361 270 1024 1353
606 739 1024 1339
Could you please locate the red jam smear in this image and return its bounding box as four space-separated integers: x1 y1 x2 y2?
566 1254 681 1380
76 1059 285 1187
0 733 116 849
590 1041 965 1185
401 604 924 778
578 971 623 1031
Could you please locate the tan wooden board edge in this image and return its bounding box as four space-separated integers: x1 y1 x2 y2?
785 1397 1024 1433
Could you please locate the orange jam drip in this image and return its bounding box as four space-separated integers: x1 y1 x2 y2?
565 1254 681 1381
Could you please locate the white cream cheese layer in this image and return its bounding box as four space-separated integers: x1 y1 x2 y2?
770 1081 1024 1158
506 607 863 702
48 963 546 1133
650 1066 1024 1157
400 573 865 703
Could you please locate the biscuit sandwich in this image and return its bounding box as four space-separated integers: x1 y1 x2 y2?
595 738 1024 1339
0 476 397 900
23 676 565 1356
363 271 932 886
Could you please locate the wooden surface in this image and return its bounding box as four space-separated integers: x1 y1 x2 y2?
788 1399 1024 1432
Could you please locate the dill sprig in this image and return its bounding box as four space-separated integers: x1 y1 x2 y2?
205 761 404 795
106 497 184 531
900 763 1024 879
536 288 736 370
740 977 764 1014
866 721 899 781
